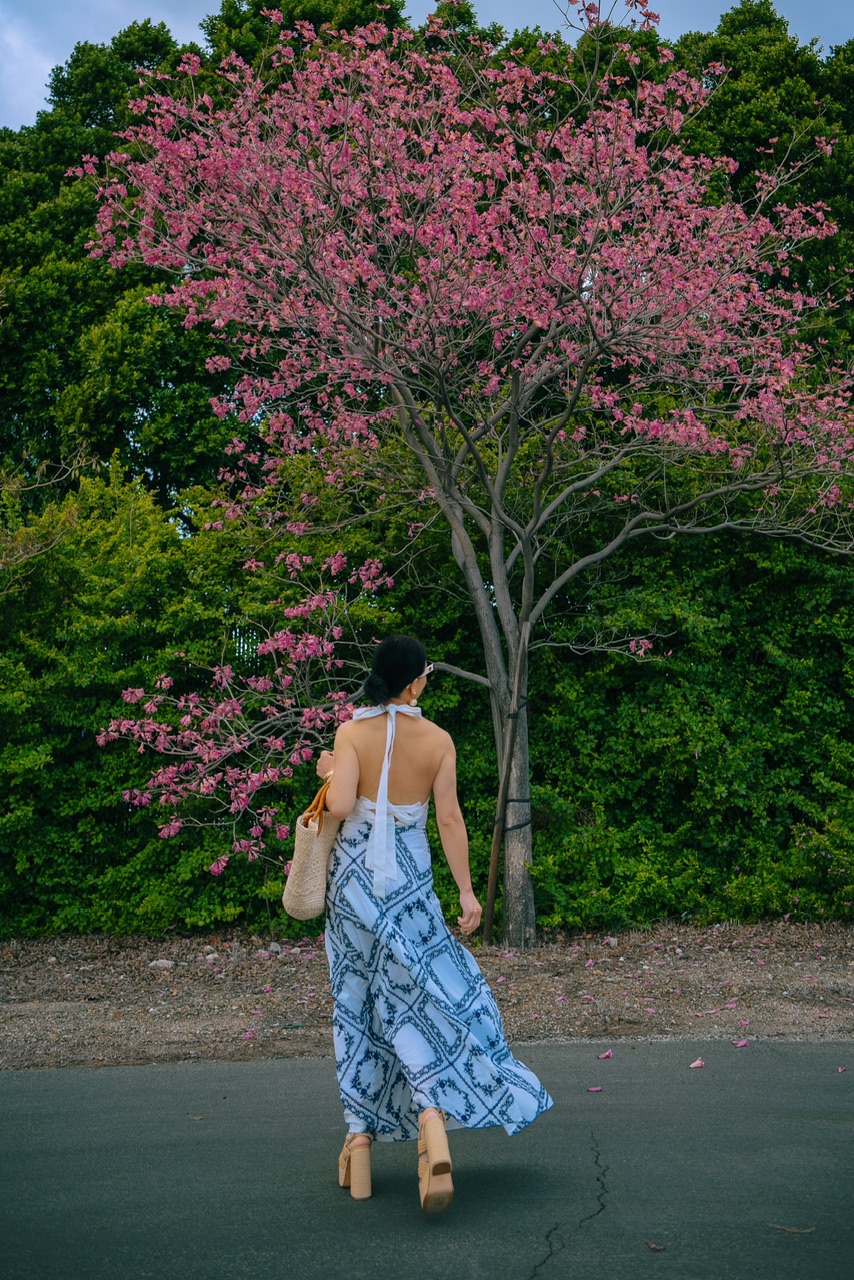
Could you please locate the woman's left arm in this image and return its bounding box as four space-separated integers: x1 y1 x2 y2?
319 722 360 821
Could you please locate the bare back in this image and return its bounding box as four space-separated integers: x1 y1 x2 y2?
321 696 476 928
345 712 450 805
323 707 461 827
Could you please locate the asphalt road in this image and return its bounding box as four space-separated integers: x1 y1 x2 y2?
1 1040 851 1280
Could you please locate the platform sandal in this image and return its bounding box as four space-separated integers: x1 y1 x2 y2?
338 1134 372 1200
417 1109 453 1215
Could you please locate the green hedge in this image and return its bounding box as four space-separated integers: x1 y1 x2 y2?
528 537 854 929
2 476 853 936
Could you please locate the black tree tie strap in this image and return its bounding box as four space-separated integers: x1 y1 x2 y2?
495 798 531 831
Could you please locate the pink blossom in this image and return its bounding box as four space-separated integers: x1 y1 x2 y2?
324 551 347 574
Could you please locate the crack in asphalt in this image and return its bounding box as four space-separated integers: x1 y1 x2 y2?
578 1130 610 1232
528 1222 566 1280
527 1131 610 1278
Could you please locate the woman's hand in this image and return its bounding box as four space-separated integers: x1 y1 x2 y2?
457 888 483 935
316 750 335 781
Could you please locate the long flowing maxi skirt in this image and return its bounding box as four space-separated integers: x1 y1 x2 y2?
325 810 554 1142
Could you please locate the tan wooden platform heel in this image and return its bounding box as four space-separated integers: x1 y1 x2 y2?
338 1134 372 1200
417 1109 453 1215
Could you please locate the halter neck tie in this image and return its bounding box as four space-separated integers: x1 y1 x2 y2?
352 703 422 898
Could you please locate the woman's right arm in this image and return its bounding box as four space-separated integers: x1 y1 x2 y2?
433 739 482 935
322 723 360 822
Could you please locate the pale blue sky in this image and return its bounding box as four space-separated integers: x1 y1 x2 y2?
1 0 851 130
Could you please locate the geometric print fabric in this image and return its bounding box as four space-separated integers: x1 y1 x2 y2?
325 808 554 1142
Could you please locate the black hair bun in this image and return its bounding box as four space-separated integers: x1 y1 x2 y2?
362 672 390 703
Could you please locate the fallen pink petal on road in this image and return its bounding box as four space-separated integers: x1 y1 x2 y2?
689 1058 705 1069
732 1039 749 1048
587 1086 603 1093
598 1050 613 1060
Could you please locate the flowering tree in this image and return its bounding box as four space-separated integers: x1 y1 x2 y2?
87 3 854 945
96 544 393 877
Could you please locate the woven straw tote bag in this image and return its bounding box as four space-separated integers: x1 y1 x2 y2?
281 777 341 920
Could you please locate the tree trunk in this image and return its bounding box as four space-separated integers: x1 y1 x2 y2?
502 698 537 947
478 619 537 948
446 520 537 945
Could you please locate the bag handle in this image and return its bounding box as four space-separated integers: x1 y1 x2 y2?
302 776 333 830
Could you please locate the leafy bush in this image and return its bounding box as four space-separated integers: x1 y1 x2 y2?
528 537 854 930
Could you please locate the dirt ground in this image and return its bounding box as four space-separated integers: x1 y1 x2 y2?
1 920 852 1070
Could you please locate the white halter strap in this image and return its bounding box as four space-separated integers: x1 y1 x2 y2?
352 703 422 898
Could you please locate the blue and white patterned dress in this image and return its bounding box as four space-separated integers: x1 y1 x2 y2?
324 704 554 1142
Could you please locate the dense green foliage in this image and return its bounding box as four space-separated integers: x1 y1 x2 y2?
1 1 853 936
0 469 298 933
674 0 854 348
529 539 854 930
0 22 235 502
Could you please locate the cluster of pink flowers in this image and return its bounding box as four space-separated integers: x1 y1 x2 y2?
98 554 381 875
86 12 852 527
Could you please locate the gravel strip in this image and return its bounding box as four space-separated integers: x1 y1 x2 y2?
2 921 852 1069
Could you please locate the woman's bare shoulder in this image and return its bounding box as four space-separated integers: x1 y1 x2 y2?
420 719 455 751
335 714 386 743
334 718 367 744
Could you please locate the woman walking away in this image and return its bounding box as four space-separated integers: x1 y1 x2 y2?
316 635 553 1214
